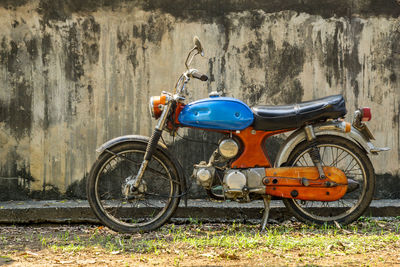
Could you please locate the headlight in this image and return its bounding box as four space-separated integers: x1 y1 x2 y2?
149 95 167 119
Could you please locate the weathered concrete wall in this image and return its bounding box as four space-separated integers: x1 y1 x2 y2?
0 0 399 200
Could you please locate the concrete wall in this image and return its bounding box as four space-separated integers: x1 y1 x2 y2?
0 0 399 200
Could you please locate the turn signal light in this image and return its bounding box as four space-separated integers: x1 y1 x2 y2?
361 107 371 121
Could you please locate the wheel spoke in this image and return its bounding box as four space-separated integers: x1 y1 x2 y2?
321 146 326 161
330 147 335 166
145 167 181 185
331 150 348 167
343 158 355 173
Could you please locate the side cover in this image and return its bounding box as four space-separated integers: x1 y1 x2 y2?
178 97 254 130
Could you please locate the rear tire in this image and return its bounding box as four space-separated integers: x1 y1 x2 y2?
87 142 181 233
282 135 375 225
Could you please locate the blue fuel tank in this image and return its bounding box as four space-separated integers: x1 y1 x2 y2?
178 97 254 130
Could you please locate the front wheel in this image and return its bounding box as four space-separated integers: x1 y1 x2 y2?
283 135 375 225
87 141 181 233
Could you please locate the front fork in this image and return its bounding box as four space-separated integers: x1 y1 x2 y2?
124 101 173 195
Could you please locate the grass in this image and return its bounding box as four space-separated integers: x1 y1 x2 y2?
22 219 400 254
0 218 399 265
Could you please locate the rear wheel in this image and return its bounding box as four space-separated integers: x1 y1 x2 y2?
87 142 181 233
282 135 375 225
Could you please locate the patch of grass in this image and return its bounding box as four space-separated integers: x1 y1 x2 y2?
0 236 7 245
0 255 13 264
50 243 85 253
1 218 399 266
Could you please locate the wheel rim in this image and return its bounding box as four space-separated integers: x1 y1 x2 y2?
290 144 368 221
94 150 176 228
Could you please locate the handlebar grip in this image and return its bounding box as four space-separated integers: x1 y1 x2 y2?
191 71 208 81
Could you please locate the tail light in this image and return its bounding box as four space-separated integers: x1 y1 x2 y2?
353 107 375 140
353 107 372 128
360 107 371 121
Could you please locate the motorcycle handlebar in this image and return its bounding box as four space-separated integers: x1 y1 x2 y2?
191 70 208 81
175 69 208 94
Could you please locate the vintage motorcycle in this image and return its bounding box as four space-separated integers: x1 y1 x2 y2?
87 37 389 233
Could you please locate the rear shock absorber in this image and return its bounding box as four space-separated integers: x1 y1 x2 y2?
304 125 326 179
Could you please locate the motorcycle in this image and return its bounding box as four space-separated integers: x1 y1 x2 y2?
87 36 389 233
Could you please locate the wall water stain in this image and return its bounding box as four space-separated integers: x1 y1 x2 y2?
0 1 398 200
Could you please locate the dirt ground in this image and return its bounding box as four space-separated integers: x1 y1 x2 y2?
0 219 400 266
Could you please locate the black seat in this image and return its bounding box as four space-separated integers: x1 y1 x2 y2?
251 95 347 131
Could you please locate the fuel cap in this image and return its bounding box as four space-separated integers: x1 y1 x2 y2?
209 91 221 98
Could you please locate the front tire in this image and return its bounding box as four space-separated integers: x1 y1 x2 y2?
283 135 375 225
87 142 181 233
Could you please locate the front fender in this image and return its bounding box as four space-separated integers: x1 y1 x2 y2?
96 135 169 153
96 135 187 197
274 121 388 167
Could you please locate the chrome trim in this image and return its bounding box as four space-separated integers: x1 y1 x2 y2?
155 97 173 130
218 139 239 159
370 147 390 153
352 109 363 128
274 120 390 167
132 160 149 188
149 96 155 118
304 125 316 141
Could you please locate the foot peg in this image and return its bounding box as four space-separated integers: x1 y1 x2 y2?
260 195 271 232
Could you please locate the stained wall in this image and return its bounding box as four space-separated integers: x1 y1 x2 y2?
0 0 399 199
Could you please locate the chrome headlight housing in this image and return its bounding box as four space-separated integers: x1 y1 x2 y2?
148 95 167 120
149 96 156 118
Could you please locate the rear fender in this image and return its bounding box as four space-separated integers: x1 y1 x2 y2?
96 135 187 196
274 120 386 167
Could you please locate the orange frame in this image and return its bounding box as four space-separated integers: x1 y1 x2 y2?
230 127 292 169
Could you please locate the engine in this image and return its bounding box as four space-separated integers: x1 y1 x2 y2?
193 137 239 189
223 168 265 199
192 137 266 201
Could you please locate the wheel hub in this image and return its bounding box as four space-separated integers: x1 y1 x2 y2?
122 176 147 199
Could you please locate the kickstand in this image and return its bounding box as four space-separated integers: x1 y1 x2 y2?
260 195 271 232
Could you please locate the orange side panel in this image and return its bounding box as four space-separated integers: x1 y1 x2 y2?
230 127 291 168
264 166 348 185
264 166 348 201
